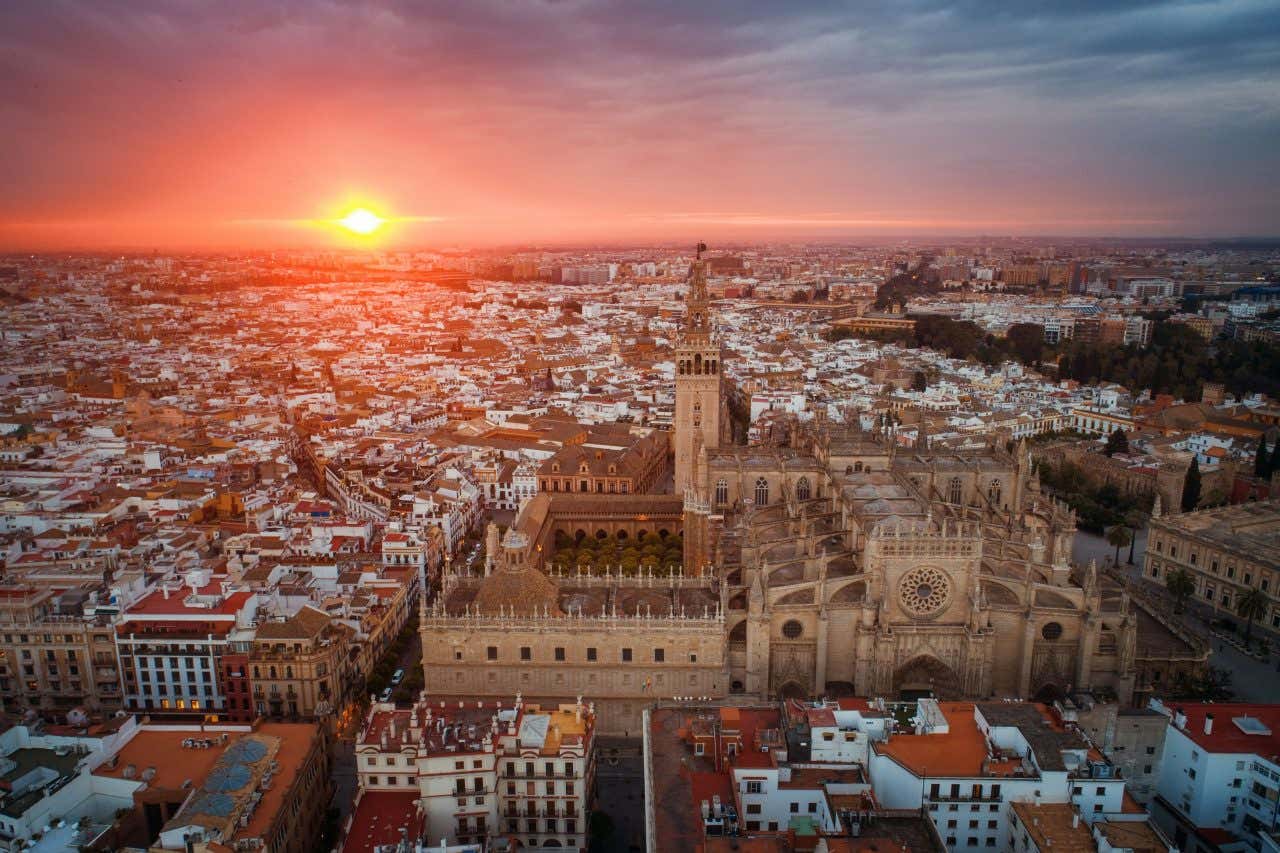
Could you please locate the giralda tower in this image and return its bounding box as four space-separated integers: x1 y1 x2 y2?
673 243 724 493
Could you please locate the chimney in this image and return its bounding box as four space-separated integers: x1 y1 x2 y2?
1072 812 1079 829
1174 709 1187 730
1204 713 1214 736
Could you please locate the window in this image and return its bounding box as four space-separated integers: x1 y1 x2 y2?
988 479 1002 506
789 803 798 813
587 647 597 661
949 477 963 504
715 479 728 505
520 647 531 661
746 781 762 794
622 648 632 662
747 804 762 814
555 647 565 661
653 648 664 662
754 478 769 506
487 646 497 660
782 620 803 639
1041 622 1063 641
796 477 811 501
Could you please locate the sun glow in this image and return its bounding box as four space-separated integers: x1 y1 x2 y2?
337 208 385 235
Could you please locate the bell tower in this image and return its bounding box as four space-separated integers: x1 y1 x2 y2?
674 242 723 493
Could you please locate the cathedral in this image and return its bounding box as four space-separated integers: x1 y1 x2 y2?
420 249 1204 735
675 249 1140 704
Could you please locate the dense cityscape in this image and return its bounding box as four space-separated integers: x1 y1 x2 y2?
4 0 1280 850
0 241 1277 853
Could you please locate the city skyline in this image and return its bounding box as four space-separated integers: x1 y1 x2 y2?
3 0 1279 250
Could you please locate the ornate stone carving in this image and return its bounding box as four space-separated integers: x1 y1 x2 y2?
898 566 952 619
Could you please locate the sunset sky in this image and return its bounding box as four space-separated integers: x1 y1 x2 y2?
2 0 1278 249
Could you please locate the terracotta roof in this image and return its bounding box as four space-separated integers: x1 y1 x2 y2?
255 604 331 640
1169 702 1280 760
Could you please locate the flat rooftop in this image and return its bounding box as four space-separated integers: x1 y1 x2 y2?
1011 801 1092 850
341 791 424 853
1154 499 1280 562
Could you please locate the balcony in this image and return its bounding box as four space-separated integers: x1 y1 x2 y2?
928 789 1003 805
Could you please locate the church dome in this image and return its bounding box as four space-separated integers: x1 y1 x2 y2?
474 558 561 617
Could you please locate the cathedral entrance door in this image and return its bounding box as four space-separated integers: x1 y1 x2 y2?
892 655 962 700
777 681 808 700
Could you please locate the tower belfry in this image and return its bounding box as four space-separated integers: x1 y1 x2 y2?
674 241 724 493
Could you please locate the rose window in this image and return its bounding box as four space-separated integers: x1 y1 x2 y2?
898 566 952 618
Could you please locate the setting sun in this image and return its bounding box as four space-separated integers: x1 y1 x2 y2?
337 208 385 235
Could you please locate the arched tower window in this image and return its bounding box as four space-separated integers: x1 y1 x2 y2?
715 479 728 506
949 477 963 505
754 478 770 506
796 476 811 501
988 479 1002 507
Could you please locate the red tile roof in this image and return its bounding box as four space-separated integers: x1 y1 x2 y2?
125 582 251 617
342 791 423 853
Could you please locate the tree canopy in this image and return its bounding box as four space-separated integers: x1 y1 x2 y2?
1104 429 1129 457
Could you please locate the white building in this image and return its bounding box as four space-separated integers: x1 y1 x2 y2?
1150 699 1280 852
869 700 1129 851
355 694 596 850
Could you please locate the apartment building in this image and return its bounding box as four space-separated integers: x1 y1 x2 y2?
95 720 332 853
645 700 944 852
1150 700 1280 853
0 585 123 715
869 700 1130 851
115 570 258 719
1008 800 1172 852
248 604 358 720
355 694 595 850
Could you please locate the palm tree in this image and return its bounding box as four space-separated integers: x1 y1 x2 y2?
1165 568 1196 614
1106 525 1132 566
1124 509 1145 565
1237 588 1268 646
